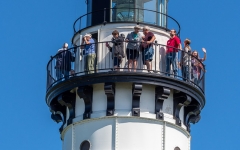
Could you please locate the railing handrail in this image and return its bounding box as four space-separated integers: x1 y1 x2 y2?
73 7 181 35
47 41 206 93
47 41 205 71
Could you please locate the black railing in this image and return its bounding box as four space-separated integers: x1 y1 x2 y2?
73 8 180 35
46 41 205 93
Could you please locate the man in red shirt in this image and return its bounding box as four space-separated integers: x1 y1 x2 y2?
166 29 181 77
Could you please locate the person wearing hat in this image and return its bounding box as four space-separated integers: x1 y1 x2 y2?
180 38 191 81
81 33 96 74
55 43 75 80
125 25 142 72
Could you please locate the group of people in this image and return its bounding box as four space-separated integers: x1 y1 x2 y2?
54 25 207 84
106 25 155 72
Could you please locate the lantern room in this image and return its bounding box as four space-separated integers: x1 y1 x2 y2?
86 0 168 27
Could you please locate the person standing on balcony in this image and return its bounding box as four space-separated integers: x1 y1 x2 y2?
106 30 125 71
180 39 191 81
125 25 142 72
191 48 207 84
142 26 156 73
81 34 96 74
166 29 181 77
55 43 75 80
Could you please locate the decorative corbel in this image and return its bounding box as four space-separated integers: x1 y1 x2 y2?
132 83 142 117
57 92 76 125
173 92 192 126
77 86 93 119
184 103 201 132
50 103 66 133
104 83 115 116
155 87 170 120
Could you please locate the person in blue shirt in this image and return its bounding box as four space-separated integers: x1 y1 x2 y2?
81 34 96 74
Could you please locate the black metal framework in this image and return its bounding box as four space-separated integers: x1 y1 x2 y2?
73 8 180 35
46 41 206 94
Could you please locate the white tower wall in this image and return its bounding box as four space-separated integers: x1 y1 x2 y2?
61 117 190 150
60 82 189 150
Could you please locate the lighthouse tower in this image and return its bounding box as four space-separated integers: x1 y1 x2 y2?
46 0 205 150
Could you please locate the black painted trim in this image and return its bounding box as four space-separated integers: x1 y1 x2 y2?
173 92 192 126
104 83 115 116
57 92 76 125
155 87 170 120
132 83 142 117
50 103 66 132
46 72 205 108
77 86 93 119
184 103 201 132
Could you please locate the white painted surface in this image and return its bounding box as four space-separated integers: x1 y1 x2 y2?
115 82 132 115
162 90 173 115
62 125 72 150
165 123 190 150
73 119 114 150
179 106 185 128
75 90 85 120
62 117 190 150
117 118 163 150
140 84 155 114
92 83 107 112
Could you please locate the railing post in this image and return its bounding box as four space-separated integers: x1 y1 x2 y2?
104 8 106 23
79 18 82 32
155 43 157 73
137 8 139 24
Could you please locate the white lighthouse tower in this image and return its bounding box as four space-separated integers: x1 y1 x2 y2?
46 0 205 150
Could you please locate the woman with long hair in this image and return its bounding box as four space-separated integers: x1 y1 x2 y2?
191 48 207 83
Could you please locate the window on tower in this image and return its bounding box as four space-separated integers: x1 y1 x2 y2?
80 140 91 150
111 0 167 27
174 146 181 150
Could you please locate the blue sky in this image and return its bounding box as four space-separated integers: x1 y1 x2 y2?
0 0 240 150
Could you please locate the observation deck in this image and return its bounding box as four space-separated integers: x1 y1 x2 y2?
46 41 205 132
46 8 205 135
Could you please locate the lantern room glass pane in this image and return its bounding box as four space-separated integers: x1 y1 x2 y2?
111 0 167 27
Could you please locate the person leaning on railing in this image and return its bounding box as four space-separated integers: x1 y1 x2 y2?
142 26 156 73
191 48 207 84
180 39 191 81
125 25 142 72
55 43 75 80
106 30 125 71
166 29 181 77
81 34 96 74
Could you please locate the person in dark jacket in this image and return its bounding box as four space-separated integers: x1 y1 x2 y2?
55 43 75 80
106 30 125 71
